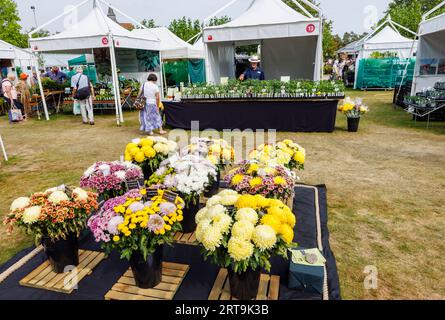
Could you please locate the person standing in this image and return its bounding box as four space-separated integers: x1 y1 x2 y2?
16 73 31 118
2 72 25 120
239 55 265 81
71 67 95 125
139 73 165 135
42 66 68 84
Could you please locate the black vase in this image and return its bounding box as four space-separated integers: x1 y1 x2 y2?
129 246 163 289
347 117 360 132
181 196 200 233
42 234 79 273
228 268 261 300
142 165 154 181
204 170 221 198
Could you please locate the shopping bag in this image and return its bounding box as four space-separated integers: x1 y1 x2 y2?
73 101 81 115
9 105 23 123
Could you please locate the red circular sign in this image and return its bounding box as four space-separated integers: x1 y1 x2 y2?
101 37 109 45
207 35 213 41
306 24 316 33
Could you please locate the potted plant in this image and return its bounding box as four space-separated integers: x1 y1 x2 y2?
181 138 235 198
88 188 184 288
80 161 143 201
195 190 296 300
148 154 217 233
224 161 295 201
338 97 369 132
124 136 177 180
4 186 98 273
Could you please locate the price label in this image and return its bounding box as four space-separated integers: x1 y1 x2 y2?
125 178 145 192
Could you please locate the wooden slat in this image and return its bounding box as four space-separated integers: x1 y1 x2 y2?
256 274 270 300
219 276 231 300
268 275 280 300
61 252 105 292
105 262 190 301
208 268 227 300
180 233 192 242
19 261 50 285
173 233 182 241
53 251 98 290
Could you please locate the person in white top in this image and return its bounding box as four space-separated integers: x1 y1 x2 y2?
139 73 165 135
71 66 95 125
2 72 26 120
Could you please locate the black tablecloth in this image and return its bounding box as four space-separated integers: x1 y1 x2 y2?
164 100 339 132
0 185 340 300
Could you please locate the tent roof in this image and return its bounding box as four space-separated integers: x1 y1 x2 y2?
365 25 413 44
30 6 159 52
0 39 15 60
203 0 320 42
132 27 204 60
337 39 361 54
420 12 445 36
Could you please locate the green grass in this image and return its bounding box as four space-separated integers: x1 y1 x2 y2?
0 91 444 299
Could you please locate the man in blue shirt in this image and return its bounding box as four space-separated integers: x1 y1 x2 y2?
42 66 68 84
239 55 265 81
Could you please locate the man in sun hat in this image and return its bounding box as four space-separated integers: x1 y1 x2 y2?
239 55 265 81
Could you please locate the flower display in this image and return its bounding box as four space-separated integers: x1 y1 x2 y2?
338 97 369 118
4 186 98 242
248 139 306 171
80 161 143 200
147 154 217 205
180 137 235 170
124 136 178 174
195 190 296 273
224 161 295 201
88 189 184 260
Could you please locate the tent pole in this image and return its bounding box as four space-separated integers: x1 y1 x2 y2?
32 53 49 120
203 0 242 25
161 61 167 99
291 0 315 19
99 0 151 30
109 36 121 126
0 134 8 161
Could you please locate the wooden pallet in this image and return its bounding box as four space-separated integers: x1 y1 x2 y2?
105 262 190 300
208 268 280 300
173 231 197 245
19 250 105 294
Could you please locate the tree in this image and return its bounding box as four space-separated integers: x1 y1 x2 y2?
168 17 201 42
28 28 51 39
0 0 28 47
207 16 231 27
141 19 157 29
322 20 342 58
341 31 367 46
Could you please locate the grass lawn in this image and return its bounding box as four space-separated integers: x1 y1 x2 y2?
0 90 444 299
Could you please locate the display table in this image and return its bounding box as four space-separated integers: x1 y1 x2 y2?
163 99 341 132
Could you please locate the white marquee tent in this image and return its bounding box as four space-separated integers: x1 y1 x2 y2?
352 16 417 88
411 1 445 94
0 40 36 75
29 0 160 125
0 40 15 60
201 0 323 84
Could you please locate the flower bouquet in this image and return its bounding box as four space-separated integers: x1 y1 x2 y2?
181 138 235 197
80 161 143 200
224 161 295 201
338 97 369 132
124 136 177 180
4 186 98 273
248 139 306 171
195 190 296 299
88 188 185 288
148 154 217 233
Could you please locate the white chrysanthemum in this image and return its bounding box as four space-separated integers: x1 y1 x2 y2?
207 195 222 207
107 216 124 235
154 143 169 155
83 164 96 177
201 226 223 251
196 219 211 242
252 225 277 250
44 187 58 194
228 237 254 261
219 195 240 206
231 220 255 240
217 189 238 197
206 204 226 219
235 208 259 225
212 212 232 234
195 207 209 224
48 191 70 204
98 164 111 176
73 188 89 201
22 206 42 224
114 170 126 180
10 197 30 211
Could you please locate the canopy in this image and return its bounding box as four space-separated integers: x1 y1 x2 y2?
68 54 95 66
0 40 16 60
411 3 445 94
133 27 204 60
30 7 159 53
202 0 323 83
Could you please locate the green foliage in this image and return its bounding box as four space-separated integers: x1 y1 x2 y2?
0 0 28 47
141 18 157 28
323 20 342 58
369 51 398 59
168 17 201 42
28 27 50 39
207 16 231 27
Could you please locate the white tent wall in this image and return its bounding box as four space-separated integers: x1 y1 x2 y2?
206 43 236 84
262 36 317 80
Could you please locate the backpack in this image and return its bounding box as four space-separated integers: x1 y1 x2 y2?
74 75 91 100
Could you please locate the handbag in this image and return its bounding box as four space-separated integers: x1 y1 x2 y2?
133 83 147 111
74 75 91 100
8 101 23 123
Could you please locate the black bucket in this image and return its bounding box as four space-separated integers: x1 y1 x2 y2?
129 246 163 289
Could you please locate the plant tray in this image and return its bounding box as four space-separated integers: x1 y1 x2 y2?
19 250 105 294
208 268 280 300
104 262 190 300
173 231 197 245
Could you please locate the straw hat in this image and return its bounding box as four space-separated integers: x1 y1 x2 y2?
248 55 261 63
19 73 28 81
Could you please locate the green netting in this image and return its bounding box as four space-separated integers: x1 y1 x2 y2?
356 58 415 89
164 59 205 86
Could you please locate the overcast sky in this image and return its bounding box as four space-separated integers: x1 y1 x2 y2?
16 0 391 36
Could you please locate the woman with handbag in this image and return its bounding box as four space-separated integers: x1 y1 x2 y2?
2 72 25 121
138 73 166 135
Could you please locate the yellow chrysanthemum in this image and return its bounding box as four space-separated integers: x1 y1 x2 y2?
261 214 282 233
284 207 296 227
227 237 254 261
134 151 145 163
254 194 270 208
247 163 259 174
231 174 244 185
268 199 285 208
212 212 232 234
125 143 138 152
231 220 255 240
273 176 287 186
249 177 263 188
113 236 120 242
279 224 294 244
202 227 223 251
124 152 132 162
207 155 219 165
128 147 140 157
252 225 277 250
293 150 305 164
142 146 156 158
141 139 154 147
235 195 258 209
235 208 258 225
196 220 211 242
267 206 288 224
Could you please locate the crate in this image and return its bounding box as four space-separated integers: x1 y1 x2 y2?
173 232 197 245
